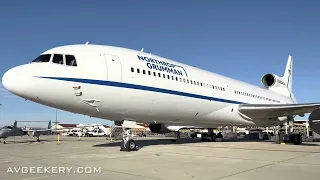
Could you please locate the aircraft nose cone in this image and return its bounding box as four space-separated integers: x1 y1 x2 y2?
2 67 20 94
2 68 14 91
2 66 28 97
0 130 5 138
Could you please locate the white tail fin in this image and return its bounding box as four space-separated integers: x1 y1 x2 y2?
262 55 295 101
283 55 293 93
282 55 296 103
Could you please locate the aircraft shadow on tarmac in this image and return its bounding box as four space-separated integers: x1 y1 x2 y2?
0 139 55 144
92 137 320 151
225 137 320 146
93 138 205 150
268 141 320 146
0 136 106 144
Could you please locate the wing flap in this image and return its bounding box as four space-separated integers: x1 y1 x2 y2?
239 103 320 118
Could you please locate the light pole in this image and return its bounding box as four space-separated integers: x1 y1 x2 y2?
55 109 60 145
55 109 58 132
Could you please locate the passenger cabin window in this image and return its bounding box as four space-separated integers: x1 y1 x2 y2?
65 55 77 66
32 54 51 63
52 54 64 65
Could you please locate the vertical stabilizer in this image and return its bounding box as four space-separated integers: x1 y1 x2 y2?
283 55 293 93
263 55 295 101
13 120 17 128
48 121 51 130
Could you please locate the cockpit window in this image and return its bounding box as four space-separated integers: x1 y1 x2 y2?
65 55 77 66
32 54 51 63
52 54 64 65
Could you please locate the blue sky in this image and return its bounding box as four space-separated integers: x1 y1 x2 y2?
0 1 319 127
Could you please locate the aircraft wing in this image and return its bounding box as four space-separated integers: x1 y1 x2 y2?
238 103 320 119
23 129 51 132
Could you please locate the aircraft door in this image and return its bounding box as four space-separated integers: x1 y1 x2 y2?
104 54 122 82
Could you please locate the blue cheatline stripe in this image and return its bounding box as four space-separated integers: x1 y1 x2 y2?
36 76 245 105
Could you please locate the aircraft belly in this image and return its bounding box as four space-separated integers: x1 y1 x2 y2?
81 85 218 123
201 104 255 126
80 84 251 126
30 77 256 127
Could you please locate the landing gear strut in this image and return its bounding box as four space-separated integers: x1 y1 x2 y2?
278 132 302 145
208 128 216 142
120 128 137 151
37 137 40 142
1 139 6 144
172 131 180 142
201 128 216 142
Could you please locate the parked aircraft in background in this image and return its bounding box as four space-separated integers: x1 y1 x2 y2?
2 43 320 150
0 120 51 144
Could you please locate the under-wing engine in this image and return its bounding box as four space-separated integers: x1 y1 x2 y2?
308 109 320 134
148 124 191 134
148 124 172 134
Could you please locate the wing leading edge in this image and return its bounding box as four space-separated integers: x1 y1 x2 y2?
238 103 320 119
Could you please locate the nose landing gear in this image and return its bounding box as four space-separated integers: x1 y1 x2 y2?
0 139 6 144
120 128 137 151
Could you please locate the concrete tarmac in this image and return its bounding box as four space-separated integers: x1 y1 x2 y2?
0 135 319 180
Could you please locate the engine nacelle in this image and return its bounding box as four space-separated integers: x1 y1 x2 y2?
148 124 171 134
148 124 189 134
261 73 286 88
309 109 320 135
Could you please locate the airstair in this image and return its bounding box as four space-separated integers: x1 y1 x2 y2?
107 124 123 141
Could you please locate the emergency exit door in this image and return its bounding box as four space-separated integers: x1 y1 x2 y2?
104 54 122 82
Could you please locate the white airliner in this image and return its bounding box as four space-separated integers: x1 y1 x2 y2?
2 44 320 151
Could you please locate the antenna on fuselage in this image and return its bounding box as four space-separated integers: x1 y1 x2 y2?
85 42 89 45
140 48 144 52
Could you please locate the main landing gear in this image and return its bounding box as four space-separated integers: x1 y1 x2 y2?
278 132 302 145
0 139 6 144
201 128 217 142
120 128 137 152
172 131 181 142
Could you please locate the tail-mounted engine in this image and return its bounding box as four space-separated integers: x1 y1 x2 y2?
261 73 291 97
309 109 320 135
261 74 287 88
